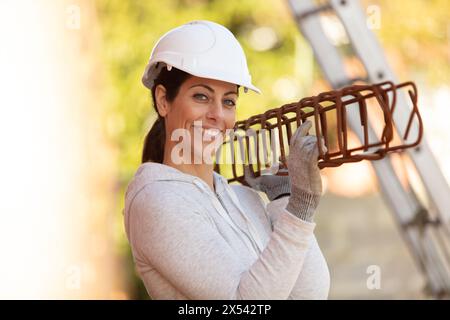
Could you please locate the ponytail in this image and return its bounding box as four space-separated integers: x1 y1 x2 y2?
141 66 191 164
141 116 166 163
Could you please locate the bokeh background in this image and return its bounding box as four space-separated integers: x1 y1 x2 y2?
0 0 448 299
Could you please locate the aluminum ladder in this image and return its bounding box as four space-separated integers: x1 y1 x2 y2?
287 0 450 298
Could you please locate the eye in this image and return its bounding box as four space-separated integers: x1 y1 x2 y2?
193 93 208 102
223 99 236 108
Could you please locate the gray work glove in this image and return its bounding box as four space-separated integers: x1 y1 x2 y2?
285 120 327 222
243 120 326 222
243 165 291 201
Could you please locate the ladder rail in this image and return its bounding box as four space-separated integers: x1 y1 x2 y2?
286 0 450 297
330 0 450 226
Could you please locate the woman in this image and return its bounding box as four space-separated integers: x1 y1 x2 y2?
123 20 330 299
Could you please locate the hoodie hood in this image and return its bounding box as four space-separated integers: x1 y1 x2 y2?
124 162 227 218
123 162 266 256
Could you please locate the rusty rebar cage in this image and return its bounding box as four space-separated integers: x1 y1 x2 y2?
214 81 423 184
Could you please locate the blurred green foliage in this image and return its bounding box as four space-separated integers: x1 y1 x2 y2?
95 0 449 299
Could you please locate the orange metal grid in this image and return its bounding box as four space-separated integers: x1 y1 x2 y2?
214 81 423 185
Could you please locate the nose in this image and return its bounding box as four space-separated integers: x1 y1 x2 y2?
206 99 225 122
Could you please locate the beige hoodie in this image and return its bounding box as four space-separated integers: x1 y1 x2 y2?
123 162 330 299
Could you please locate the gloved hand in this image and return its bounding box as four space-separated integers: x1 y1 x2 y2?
243 165 291 201
243 120 326 222
285 120 327 222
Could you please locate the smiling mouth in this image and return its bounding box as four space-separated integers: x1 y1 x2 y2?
191 125 223 139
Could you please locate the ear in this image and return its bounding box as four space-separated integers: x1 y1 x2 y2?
155 84 171 117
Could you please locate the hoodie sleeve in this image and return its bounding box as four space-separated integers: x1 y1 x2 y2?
127 183 316 300
237 186 329 299
266 196 330 299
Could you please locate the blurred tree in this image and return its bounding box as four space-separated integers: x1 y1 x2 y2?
95 0 449 299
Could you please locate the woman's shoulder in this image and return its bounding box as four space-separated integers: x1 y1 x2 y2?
124 162 201 217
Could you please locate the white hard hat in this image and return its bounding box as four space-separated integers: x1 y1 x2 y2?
142 20 261 94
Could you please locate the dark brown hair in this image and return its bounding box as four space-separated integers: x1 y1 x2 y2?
141 65 192 163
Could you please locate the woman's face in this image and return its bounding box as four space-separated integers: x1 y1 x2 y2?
158 76 238 165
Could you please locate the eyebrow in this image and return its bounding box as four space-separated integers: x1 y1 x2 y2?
189 84 239 96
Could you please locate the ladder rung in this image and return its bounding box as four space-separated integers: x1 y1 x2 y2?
335 76 368 89
294 3 332 21
401 208 441 231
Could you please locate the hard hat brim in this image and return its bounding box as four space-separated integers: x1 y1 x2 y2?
142 61 261 94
